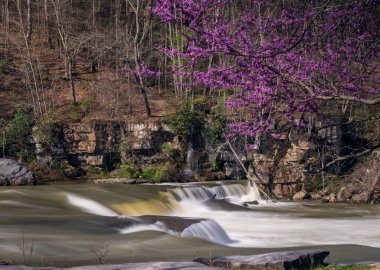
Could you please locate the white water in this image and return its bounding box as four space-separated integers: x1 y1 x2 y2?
65 193 118 217
64 182 380 249
165 182 261 203
119 221 171 234
181 220 232 245
184 146 198 175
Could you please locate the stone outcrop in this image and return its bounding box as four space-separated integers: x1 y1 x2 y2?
336 150 380 204
214 143 249 180
32 118 258 182
195 250 330 270
33 121 184 178
0 158 35 186
251 135 316 199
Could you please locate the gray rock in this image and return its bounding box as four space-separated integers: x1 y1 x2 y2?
224 161 246 180
195 250 329 270
0 158 35 186
109 215 206 233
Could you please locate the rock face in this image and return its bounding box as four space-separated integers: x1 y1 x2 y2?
0 158 35 186
195 250 330 270
32 119 258 182
34 121 184 177
251 136 316 199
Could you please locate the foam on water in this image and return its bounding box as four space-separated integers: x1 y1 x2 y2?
181 220 232 245
164 182 261 204
65 193 118 217
62 183 380 249
119 221 171 234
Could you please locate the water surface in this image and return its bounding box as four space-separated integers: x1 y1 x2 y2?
0 181 379 266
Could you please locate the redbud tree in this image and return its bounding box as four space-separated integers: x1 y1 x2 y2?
151 0 379 148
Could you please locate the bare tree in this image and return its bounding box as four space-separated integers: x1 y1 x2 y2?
126 0 152 117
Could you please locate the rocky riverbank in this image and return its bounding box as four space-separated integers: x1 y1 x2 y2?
0 250 330 270
1 116 379 202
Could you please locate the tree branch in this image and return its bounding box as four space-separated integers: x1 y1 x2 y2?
266 66 380 105
313 143 380 172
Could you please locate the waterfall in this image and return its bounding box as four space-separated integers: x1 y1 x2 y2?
164 182 261 204
183 144 198 175
181 220 232 245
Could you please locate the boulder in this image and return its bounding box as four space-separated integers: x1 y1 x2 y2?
322 193 336 203
337 184 359 202
352 192 370 203
292 190 310 201
0 158 35 186
372 193 380 204
195 250 330 270
310 192 322 200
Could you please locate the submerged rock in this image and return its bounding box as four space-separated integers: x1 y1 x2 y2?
243 200 259 206
0 158 35 186
195 250 330 270
109 215 207 234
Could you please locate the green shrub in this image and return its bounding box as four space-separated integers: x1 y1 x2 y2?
206 113 227 144
168 102 201 137
0 56 8 74
33 112 54 147
192 95 209 112
4 103 34 158
70 98 95 120
160 142 174 155
142 164 171 182
120 163 140 179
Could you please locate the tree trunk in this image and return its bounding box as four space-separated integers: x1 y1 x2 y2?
26 0 32 45
68 57 76 104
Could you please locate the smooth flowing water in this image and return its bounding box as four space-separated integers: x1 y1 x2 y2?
0 181 379 266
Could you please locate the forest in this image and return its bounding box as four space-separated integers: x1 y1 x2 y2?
0 0 380 269
1 0 379 197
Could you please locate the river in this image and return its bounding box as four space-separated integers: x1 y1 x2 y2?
0 181 379 266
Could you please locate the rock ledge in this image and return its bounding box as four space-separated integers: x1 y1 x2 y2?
195 250 330 270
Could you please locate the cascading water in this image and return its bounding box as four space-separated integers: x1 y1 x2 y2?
163 182 261 204
183 144 198 175
181 220 233 245
1 181 380 264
